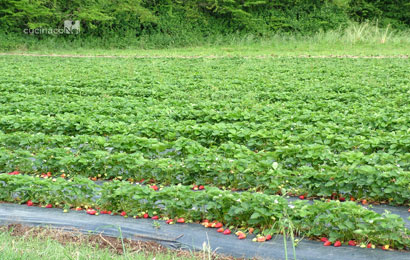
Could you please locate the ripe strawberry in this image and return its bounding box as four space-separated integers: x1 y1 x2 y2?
217 228 224 233
367 243 372 248
223 229 231 235
257 236 266 242
150 185 159 191
143 213 149 218
192 185 198 190
265 234 272 241
214 222 223 228
45 204 52 208
47 172 52 177
348 240 356 246
238 233 246 239
362 199 368 205
334 241 342 247
152 216 159 220
323 241 332 246
120 211 127 217
87 209 97 215
27 200 33 206
107 211 112 215
91 177 97 181
198 185 205 190
320 237 328 242
339 197 346 202
299 195 305 200
177 217 185 223
350 197 355 201
248 227 254 234
75 207 82 211
166 219 174 224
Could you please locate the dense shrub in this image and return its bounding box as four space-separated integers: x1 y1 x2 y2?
0 0 408 38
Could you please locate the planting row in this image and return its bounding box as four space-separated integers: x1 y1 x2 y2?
0 114 408 154
0 174 409 250
0 91 407 133
1 139 409 204
0 132 407 170
1 145 409 205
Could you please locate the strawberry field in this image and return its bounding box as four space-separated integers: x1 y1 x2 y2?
0 56 409 252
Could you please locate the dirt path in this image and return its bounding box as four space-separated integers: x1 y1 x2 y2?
0 53 408 59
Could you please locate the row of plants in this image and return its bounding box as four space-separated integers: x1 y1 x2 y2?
1 90 407 133
0 114 408 154
0 132 407 170
0 173 408 250
1 143 409 204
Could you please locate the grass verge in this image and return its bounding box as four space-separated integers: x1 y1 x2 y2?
1 23 409 57
0 224 236 260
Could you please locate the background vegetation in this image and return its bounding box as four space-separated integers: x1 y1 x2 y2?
0 0 409 50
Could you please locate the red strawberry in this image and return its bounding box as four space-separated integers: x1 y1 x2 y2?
166 219 174 224
265 234 272 241
324 241 332 246
100 210 107 214
107 211 112 215
192 185 198 190
217 228 224 233
152 216 159 220
299 195 305 200
339 197 346 202
238 233 246 240
143 213 149 218
198 185 205 190
177 218 185 223
202 219 209 223
120 211 127 217
334 241 342 247
257 236 266 242
348 240 356 246
320 237 328 242
87 209 97 215
367 243 372 248
150 185 158 191
214 222 223 228
45 204 52 208
223 229 231 235
47 172 52 177
27 200 33 206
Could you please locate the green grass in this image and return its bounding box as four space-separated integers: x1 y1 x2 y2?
1 23 409 56
0 226 200 260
